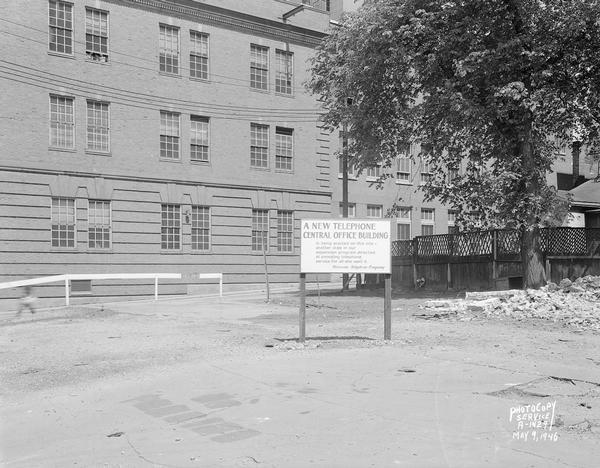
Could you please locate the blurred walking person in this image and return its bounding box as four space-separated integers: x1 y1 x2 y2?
17 285 36 315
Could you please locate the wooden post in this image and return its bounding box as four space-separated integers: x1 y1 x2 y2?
299 273 306 343
492 230 498 288
447 233 454 290
412 237 419 288
384 274 391 340
545 258 551 284
65 277 70 306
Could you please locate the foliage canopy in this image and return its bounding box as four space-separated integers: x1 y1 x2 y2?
309 0 600 230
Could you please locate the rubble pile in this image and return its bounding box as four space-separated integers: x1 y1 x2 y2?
422 276 600 331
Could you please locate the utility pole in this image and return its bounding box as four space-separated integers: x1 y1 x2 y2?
342 120 349 291
341 97 354 292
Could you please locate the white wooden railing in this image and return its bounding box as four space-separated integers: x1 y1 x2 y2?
0 273 223 305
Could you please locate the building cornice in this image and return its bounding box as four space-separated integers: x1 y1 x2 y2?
0 166 332 198
102 0 327 47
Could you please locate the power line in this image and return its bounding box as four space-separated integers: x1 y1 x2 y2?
0 17 315 94
0 61 323 121
0 70 321 123
0 51 322 115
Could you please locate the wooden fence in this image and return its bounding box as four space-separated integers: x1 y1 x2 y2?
391 227 600 290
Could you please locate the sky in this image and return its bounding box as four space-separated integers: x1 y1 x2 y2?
343 0 363 12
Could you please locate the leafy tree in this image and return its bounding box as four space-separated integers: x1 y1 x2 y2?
308 0 600 288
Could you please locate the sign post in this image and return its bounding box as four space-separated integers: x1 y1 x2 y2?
299 219 393 342
299 273 306 342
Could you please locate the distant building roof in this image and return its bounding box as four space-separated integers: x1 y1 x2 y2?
569 179 600 208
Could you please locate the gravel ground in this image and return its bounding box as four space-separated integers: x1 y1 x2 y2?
2 287 600 441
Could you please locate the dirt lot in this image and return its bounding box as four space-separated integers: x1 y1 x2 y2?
1 287 599 467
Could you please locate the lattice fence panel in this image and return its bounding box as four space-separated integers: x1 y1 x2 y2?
416 234 452 258
453 231 493 257
497 229 521 256
545 228 587 256
392 240 414 257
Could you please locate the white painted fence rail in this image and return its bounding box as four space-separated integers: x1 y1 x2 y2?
0 272 223 305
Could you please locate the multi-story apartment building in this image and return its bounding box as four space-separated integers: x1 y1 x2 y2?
333 139 600 241
0 0 344 302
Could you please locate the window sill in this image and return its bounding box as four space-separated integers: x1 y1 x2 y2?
275 92 295 99
189 76 211 83
365 176 381 183
48 51 75 59
51 247 78 252
250 166 270 172
272 250 295 255
250 87 270 94
87 247 113 252
85 57 110 65
160 250 183 254
159 157 182 163
190 249 212 254
274 168 293 174
395 180 412 185
49 147 76 153
190 159 210 165
338 173 358 181
85 150 111 157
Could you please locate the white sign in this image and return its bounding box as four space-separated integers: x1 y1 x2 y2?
300 219 391 274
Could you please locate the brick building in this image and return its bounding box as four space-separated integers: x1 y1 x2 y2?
0 0 344 302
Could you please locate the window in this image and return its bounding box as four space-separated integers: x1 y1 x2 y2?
159 25 179 74
396 207 411 240
275 127 293 170
251 123 269 168
338 202 356 218
51 197 75 248
190 116 209 162
367 205 383 218
86 100 110 152
338 130 357 177
420 159 433 184
250 44 269 90
421 208 434 236
49 0 73 55
338 156 357 177
448 210 458 234
49 95 74 149
275 49 293 94
85 8 108 62
448 167 459 183
191 206 210 251
366 165 382 180
190 31 209 79
88 200 111 248
160 111 180 159
161 204 181 250
396 158 411 183
277 211 293 252
252 209 269 251
71 280 92 295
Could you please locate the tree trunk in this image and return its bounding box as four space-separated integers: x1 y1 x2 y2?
520 121 546 289
521 226 545 289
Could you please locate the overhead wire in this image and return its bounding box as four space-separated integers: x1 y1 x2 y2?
0 60 322 121
0 68 321 123
0 16 316 95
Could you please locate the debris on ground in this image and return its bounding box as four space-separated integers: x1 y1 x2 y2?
420 275 600 331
